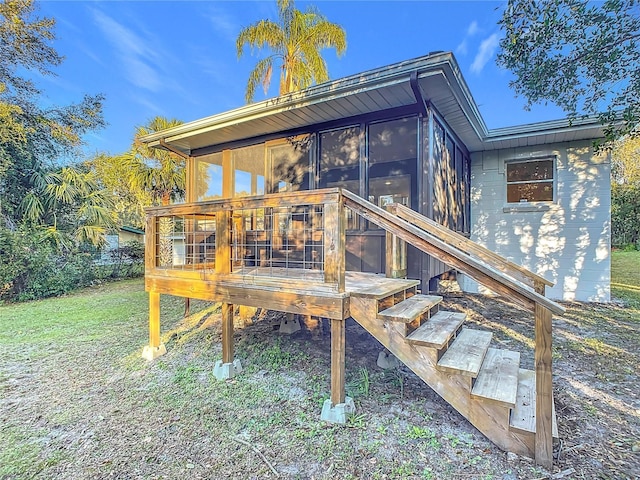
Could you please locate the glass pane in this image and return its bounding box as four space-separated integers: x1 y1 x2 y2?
455 146 464 231
319 126 360 193
432 120 447 225
231 144 266 197
195 152 223 201
368 117 417 211
269 136 312 193
507 181 554 202
507 160 553 182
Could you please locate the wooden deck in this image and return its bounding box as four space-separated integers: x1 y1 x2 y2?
146 269 419 320
143 188 563 468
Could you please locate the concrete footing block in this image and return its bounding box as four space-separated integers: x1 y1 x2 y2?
320 397 355 424
214 359 243 380
377 350 400 369
279 316 301 334
141 344 167 361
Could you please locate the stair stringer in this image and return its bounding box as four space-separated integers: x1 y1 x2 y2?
350 296 535 458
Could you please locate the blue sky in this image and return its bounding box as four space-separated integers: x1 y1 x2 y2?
36 0 567 158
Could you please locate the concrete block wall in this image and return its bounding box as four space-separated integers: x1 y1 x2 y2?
461 140 611 302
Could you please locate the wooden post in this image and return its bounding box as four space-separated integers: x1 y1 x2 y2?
323 199 345 292
330 318 345 406
216 211 231 275
149 291 160 348
221 302 234 364
385 231 407 278
145 214 156 273
534 302 553 469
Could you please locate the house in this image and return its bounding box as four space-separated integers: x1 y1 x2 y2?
138 52 610 468
101 226 145 263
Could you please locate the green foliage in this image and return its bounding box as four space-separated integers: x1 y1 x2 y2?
611 250 640 308
0 227 94 301
237 0 347 103
497 0 640 143
91 116 186 223
611 182 640 248
0 228 143 302
0 0 107 252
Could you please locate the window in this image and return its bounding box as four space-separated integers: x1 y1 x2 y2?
506 158 554 203
368 117 417 212
319 126 361 229
319 126 361 192
195 152 223 201
231 144 265 198
268 136 312 193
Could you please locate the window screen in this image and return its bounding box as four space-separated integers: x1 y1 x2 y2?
506 159 554 203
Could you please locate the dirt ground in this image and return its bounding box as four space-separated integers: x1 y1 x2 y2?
1 286 639 479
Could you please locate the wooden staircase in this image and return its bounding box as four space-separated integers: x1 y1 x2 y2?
348 281 558 460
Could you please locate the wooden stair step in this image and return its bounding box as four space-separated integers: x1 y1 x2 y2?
437 328 492 377
406 310 465 348
377 294 442 323
509 369 559 438
471 348 520 407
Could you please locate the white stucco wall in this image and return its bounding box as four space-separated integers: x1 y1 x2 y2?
461 140 610 302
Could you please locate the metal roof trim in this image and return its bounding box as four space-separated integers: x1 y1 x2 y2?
485 116 605 143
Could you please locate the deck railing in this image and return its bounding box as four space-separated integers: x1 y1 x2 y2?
145 187 562 466
145 189 346 292
340 188 563 468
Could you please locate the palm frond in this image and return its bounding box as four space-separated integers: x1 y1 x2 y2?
245 56 276 103
237 20 284 57
74 224 108 247
40 225 74 251
19 192 44 223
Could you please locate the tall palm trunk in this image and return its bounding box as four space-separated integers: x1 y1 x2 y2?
158 193 174 267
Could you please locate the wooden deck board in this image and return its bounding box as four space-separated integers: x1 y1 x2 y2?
146 270 419 320
510 369 558 437
345 272 420 299
406 311 465 348
438 328 492 377
471 348 520 407
377 294 442 323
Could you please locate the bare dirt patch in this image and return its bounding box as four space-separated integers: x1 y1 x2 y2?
1 283 639 479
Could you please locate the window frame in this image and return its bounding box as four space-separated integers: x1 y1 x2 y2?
504 156 557 206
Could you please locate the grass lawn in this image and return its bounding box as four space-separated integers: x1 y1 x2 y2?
611 249 640 307
0 257 638 479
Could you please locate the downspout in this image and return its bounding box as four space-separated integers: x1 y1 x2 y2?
410 71 428 117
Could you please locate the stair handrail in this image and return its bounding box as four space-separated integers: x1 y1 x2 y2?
340 189 564 315
341 188 558 466
389 203 554 292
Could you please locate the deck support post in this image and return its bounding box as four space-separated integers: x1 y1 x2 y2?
215 302 242 380
321 319 354 423
279 312 301 334
534 302 553 469
142 291 166 360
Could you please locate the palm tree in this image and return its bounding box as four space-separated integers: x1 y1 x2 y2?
19 165 116 250
124 116 186 206
236 0 347 103
119 116 186 267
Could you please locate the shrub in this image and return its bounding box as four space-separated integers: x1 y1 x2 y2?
0 228 143 303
